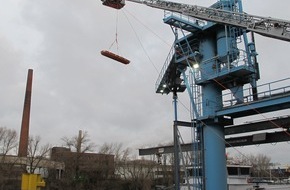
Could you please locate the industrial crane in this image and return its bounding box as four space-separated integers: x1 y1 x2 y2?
102 0 290 42
101 0 290 190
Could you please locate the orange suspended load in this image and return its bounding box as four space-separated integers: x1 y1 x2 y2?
101 50 130 65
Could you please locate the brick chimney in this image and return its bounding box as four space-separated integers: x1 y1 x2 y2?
18 69 33 157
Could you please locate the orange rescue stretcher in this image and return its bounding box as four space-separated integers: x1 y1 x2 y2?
101 50 130 65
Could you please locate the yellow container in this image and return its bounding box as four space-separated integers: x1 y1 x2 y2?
21 173 46 190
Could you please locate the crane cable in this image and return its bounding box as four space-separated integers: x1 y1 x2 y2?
122 9 202 116
109 10 120 54
188 64 290 137
115 3 289 177
170 28 290 166
122 8 170 75
124 9 172 47
123 8 290 136
183 68 290 171
171 21 290 136
118 7 290 140
119 8 289 170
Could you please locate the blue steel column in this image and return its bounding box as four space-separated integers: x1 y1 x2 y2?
202 85 227 190
173 91 180 190
203 123 227 190
200 33 227 189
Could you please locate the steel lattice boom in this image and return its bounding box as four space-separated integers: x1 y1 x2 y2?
128 0 290 42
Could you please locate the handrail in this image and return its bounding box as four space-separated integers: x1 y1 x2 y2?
222 77 290 107
155 44 176 91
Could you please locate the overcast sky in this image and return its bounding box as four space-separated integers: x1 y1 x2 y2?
0 0 290 166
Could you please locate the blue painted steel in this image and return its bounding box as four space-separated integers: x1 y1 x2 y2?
216 26 239 63
160 0 262 189
199 36 216 81
163 13 203 33
173 93 180 190
217 93 290 118
237 0 260 97
198 18 227 189
201 86 225 190
203 124 227 190
199 37 222 117
201 2 234 188
182 71 199 118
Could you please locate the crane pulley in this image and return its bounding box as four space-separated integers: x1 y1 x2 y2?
101 0 290 42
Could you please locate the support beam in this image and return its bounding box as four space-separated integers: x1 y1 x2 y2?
216 93 290 118
139 131 290 155
174 116 290 135
225 116 290 135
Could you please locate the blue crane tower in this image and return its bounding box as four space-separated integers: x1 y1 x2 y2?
157 1 258 189
101 0 290 189
154 0 290 189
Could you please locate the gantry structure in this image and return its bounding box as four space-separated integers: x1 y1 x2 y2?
101 0 290 189
143 0 290 189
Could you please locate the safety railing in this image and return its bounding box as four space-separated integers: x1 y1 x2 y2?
222 77 290 107
164 11 207 27
155 44 175 92
193 49 251 82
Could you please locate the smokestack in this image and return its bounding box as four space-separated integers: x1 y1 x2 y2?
77 130 82 153
18 69 33 157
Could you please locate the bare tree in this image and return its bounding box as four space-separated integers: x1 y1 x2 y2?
61 130 95 153
253 154 271 178
116 157 156 189
57 130 96 190
26 135 51 174
0 127 19 190
98 142 130 161
237 153 272 178
0 127 18 155
99 142 159 189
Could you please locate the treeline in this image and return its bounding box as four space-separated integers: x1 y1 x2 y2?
0 127 174 190
1 126 286 190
